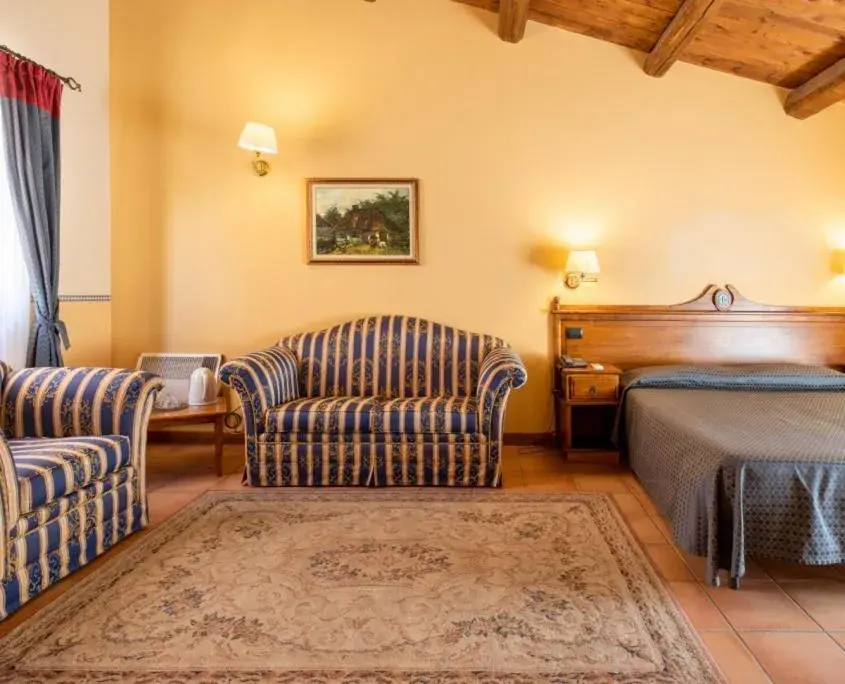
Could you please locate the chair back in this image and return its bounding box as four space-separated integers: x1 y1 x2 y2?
1 366 161 439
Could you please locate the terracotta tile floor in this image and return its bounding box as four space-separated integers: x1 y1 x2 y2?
4 443 845 683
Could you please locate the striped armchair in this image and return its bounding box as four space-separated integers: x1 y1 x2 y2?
220 316 527 487
0 362 162 619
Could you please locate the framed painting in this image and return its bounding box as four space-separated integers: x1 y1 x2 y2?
307 178 419 264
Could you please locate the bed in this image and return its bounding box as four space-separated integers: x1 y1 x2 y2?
618 364 845 587
550 284 845 588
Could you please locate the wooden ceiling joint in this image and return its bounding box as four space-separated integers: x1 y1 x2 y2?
784 58 845 120
644 0 726 77
498 0 531 44
455 0 845 119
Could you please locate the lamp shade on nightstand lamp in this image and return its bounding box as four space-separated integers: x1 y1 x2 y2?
565 250 600 289
238 122 277 176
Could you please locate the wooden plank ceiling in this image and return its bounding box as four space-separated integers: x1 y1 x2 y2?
456 0 845 119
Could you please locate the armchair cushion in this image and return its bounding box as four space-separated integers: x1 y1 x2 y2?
9 435 131 514
265 395 479 437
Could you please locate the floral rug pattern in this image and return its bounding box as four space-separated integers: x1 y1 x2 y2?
0 491 724 683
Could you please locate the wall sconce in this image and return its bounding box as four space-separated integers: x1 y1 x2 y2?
832 249 845 276
565 249 600 289
238 122 277 177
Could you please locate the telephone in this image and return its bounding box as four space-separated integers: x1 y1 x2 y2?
561 355 588 368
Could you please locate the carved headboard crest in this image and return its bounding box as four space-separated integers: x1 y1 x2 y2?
668 284 782 313
551 284 831 317
551 285 845 369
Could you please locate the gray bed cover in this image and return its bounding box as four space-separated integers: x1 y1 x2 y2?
617 364 845 584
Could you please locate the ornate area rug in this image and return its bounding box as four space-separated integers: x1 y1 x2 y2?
0 492 724 683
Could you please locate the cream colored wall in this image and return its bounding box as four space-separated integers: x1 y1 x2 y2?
60 302 111 366
110 0 845 433
1 0 111 366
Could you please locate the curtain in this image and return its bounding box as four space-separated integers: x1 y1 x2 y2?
0 103 29 369
0 51 68 367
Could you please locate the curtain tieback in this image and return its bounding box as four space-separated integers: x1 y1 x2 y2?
35 312 71 350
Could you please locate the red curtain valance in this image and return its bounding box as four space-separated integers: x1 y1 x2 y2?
0 52 62 118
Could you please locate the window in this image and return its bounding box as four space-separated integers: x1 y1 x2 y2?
0 105 30 369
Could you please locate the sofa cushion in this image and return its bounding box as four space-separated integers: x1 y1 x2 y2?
265 396 479 436
8 435 132 515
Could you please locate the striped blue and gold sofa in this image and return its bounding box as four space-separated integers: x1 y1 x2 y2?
0 363 162 619
220 316 527 487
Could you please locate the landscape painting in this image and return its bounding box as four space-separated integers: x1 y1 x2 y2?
307 179 419 264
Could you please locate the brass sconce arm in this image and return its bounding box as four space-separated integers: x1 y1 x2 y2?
251 152 271 177
564 250 600 289
565 271 599 289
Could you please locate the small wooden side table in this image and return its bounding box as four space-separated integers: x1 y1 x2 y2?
148 398 228 476
554 363 623 462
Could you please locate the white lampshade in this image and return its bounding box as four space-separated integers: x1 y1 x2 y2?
238 122 277 155
565 249 600 275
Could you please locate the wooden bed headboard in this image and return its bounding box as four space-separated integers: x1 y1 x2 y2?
551 284 845 370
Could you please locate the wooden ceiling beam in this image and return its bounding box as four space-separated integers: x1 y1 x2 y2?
498 0 531 44
785 58 845 120
644 0 724 77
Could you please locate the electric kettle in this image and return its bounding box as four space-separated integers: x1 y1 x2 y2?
188 367 217 406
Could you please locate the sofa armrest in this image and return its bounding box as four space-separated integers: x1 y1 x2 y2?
0 430 20 578
476 347 528 438
219 346 300 440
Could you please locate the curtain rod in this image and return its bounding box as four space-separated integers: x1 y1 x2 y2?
0 44 82 92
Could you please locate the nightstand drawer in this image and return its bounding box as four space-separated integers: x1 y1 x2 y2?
567 375 618 402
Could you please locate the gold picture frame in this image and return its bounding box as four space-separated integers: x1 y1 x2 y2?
306 178 420 264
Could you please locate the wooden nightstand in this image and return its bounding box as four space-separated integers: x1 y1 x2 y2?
554 363 622 462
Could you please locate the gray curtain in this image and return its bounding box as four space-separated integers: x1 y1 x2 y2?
0 54 69 367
